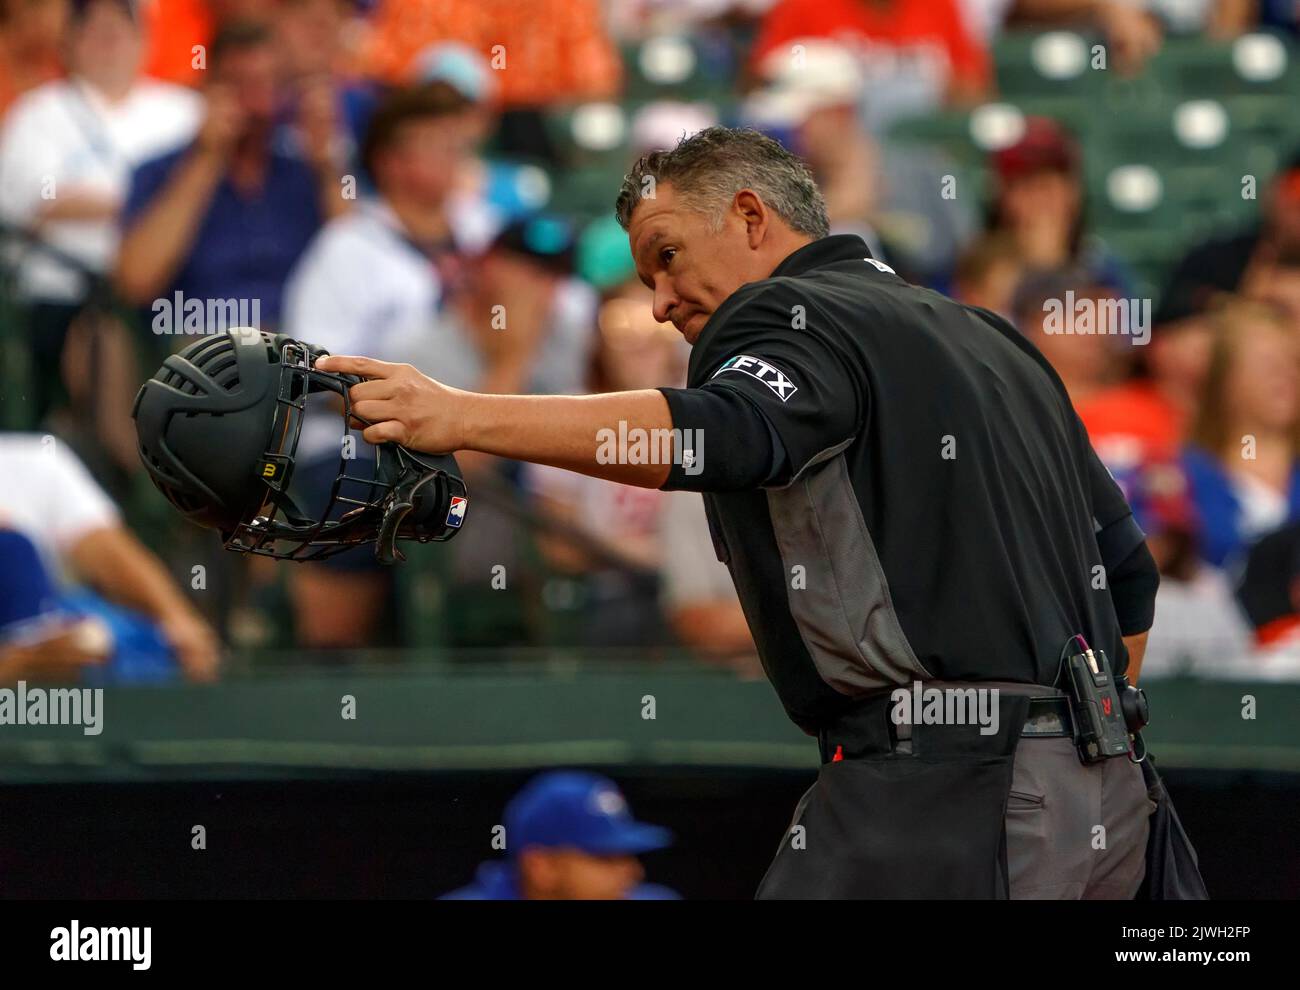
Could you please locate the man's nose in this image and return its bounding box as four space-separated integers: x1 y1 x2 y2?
652 281 678 324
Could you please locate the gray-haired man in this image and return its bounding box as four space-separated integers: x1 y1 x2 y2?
315 126 1175 898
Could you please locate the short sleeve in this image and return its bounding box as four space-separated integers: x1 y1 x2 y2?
670 285 865 490
121 152 180 230
44 443 121 550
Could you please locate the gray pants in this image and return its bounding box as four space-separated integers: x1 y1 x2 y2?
1006 735 1155 898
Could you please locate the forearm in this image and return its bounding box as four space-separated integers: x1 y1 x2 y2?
1123 630 1148 684
36 189 119 224
115 150 223 303
461 389 674 489
68 527 198 624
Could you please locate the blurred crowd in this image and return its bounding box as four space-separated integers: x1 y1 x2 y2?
2 0 1300 685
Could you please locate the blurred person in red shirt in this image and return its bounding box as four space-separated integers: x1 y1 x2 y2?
1010 266 1123 406
1078 288 1216 470
751 0 991 127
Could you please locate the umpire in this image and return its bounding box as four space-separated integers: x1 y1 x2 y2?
317 126 1183 899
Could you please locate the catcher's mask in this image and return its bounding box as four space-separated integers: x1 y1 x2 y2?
133 328 467 563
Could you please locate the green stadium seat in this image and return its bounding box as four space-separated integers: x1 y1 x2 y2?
994 31 1107 101
621 34 738 103
1154 32 1300 101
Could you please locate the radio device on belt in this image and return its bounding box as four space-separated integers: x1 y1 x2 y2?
1059 635 1149 765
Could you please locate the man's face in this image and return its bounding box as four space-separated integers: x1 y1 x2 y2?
379 115 476 206
518 848 645 900
629 183 769 345
214 44 279 128
68 0 141 80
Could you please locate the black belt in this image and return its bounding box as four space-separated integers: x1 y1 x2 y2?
1021 695 1072 738
816 688 1073 763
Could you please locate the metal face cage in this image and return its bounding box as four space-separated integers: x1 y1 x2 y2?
224 341 467 564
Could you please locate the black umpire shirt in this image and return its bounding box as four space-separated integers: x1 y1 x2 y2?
658 235 1158 734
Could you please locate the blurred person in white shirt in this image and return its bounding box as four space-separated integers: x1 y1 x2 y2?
0 431 219 681
0 0 200 420
281 83 594 648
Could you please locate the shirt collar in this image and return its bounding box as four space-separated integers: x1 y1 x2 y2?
770 234 875 279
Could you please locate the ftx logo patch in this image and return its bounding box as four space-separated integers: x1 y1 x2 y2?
713 355 798 401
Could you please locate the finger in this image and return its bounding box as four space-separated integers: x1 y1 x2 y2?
350 398 398 424
347 377 398 403
315 354 399 379
362 421 408 446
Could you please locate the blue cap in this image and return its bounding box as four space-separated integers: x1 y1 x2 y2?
505 771 672 857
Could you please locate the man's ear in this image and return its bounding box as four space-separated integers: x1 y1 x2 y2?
733 189 768 249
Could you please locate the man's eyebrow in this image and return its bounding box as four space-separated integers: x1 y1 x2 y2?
637 231 664 259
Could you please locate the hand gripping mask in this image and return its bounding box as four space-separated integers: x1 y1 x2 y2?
133 328 467 563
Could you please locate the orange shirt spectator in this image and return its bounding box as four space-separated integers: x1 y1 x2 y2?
360 0 621 106
752 0 990 104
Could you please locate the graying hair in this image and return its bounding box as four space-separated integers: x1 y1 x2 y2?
614 126 829 238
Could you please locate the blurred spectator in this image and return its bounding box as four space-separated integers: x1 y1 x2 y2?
0 0 201 420
746 42 878 236
442 771 677 900
988 116 1135 298
1162 150 1300 315
524 280 684 649
0 0 66 115
0 527 111 683
1078 289 1215 469
282 82 485 648
115 19 344 324
952 232 1023 319
0 432 219 682
1209 520 1300 679
138 0 269 86
1119 458 1251 677
1011 267 1120 404
1238 520 1300 643
1259 0 1300 37
659 491 761 673
744 39 976 276
751 0 991 129
360 0 621 107
1182 297 1300 569
1000 1 1166 71
272 0 378 171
